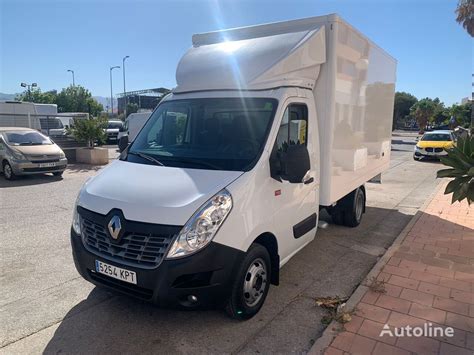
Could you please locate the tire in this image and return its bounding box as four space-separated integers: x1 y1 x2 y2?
53 171 64 177
3 161 16 180
225 244 271 320
331 211 345 225
343 187 365 227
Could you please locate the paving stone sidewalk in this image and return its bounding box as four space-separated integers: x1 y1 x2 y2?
323 182 474 355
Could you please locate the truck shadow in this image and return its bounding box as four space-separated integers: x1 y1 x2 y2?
42 207 472 354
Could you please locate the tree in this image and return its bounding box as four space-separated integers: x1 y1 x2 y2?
126 103 139 115
429 98 450 125
56 85 103 116
15 88 57 104
410 98 436 132
450 102 472 128
393 92 417 130
455 0 473 37
68 117 107 148
437 133 474 205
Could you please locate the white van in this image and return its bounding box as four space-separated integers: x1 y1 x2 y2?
0 101 41 130
0 101 66 136
117 112 152 143
71 14 396 319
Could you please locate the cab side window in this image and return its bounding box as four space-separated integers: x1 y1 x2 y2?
274 104 308 153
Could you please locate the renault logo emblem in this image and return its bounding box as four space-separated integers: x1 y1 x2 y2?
108 215 122 240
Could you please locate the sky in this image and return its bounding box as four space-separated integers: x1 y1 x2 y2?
0 0 472 105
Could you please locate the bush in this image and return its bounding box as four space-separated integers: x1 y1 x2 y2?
68 117 107 148
437 132 474 204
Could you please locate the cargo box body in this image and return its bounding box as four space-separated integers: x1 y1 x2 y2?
175 14 397 206
312 16 396 205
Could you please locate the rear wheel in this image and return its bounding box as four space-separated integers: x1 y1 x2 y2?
329 187 365 228
343 188 365 227
225 244 271 320
3 161 16 180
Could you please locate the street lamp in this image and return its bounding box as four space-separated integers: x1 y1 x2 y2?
109 66 120 116
122 55 130 117
20 82 37 101
67 69 75 86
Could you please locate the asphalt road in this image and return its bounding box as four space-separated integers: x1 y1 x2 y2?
0 132 443 354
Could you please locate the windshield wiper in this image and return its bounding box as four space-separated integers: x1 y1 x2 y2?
128 151 164 166
165 157 220 170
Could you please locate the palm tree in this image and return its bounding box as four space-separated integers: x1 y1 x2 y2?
410 99 435 133
456 0 473 37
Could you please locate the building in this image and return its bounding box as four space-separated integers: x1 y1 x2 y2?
117 87 169 114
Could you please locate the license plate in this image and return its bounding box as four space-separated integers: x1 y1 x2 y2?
39 162 56 168
95 260 137 284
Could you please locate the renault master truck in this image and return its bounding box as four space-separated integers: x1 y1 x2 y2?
71 14 396 319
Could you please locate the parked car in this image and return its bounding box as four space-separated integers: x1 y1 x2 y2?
117 112 151 144
0 127 67 180
71 14 396 319
105 120 123 143
39 117 67 137
414 130 455 160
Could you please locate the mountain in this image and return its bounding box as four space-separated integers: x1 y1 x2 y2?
0 92 19 101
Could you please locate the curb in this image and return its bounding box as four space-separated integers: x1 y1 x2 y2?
308 181 444 355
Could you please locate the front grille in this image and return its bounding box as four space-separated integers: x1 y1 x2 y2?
425 148 443 153
30 159 60 164
78 207 181 269
26 154 60 162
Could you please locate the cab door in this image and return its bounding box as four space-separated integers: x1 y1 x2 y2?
269 98 319 263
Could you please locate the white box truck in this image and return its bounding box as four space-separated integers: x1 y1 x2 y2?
71 14 396 319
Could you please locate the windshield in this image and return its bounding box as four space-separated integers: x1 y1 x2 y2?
4 131 52 145
421 133 451 141
127 98 277 171
108 121 123 129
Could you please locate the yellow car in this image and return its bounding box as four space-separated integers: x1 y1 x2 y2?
414 130 456 160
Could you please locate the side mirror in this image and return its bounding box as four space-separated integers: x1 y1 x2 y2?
271 144 310 183
118 135 129 152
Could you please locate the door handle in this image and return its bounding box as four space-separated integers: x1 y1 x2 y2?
303 176 314 184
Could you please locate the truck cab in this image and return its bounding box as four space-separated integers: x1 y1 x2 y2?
71 14 396 319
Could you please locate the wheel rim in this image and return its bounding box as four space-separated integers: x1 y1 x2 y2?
355 190 364 222
243 258 267 307
4 164 12 179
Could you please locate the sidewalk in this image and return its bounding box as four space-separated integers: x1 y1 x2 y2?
320 181 473 354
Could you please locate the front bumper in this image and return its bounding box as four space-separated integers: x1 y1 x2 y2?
11 158 68 175
413 151 447 159
71 229 244 308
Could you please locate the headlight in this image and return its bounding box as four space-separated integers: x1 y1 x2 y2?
414 145 422 152
72 177 93 235
59 151 66 159
10 149 27 161
72 195 82 235
166 189 232 259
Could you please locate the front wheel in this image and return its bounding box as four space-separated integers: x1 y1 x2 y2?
3 161 16 180
225 244 271 320
53 171 64 177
